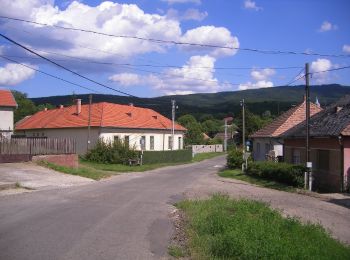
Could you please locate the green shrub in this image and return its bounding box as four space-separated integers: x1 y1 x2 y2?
142 149 192 164
85 138 138 164
247 161 305 187
227 149 244 169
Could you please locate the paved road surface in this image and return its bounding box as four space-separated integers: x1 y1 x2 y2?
1 156 349 260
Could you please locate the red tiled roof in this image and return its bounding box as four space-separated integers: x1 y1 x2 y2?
15 102 186 131
0 89 17 107
250 100 322 138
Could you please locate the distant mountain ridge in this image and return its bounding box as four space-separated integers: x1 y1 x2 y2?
31 84 350 119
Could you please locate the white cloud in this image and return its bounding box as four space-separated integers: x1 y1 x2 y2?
239 80 273 90
180 26 239 57
244 0 262 11
251 68 275 81
343 44 350 53
0 63 36 85
108 73 140 86
167 8 208 21
318 21 338 32
161 0 201 5
311 58 333 83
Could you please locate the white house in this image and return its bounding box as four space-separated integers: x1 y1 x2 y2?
0 89 17 138
15 100 186 154
250 98 322 161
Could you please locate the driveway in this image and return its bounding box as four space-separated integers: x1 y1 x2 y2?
0 156 349 260
0 162 93 194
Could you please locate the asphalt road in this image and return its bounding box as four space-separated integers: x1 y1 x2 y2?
0 156 226 260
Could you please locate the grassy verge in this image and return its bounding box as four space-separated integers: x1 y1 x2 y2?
176 194 350 259
38 161 111 180
219 168 297 192
192 152 226 162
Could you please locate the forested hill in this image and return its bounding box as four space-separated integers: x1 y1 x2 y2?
31 84 350 119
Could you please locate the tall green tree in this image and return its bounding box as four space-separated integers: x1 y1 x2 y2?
201 119 222 138
12 91 38 123
177 114 204 145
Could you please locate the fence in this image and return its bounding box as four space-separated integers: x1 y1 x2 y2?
190 144 223 155
0 138 76 155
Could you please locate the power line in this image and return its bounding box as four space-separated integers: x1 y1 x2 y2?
285 68 305 86
0 33 138 98
310 65 350 74
1 15 349 58
0 55 101 94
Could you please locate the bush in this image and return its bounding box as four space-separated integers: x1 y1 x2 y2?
85 138 138 164
227 149 244 169
247 161 305 187
142 149 192 164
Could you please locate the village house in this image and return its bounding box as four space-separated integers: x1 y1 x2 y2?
0 89 17 138
282 96 350 192
15 100 186 155
250 98 322 161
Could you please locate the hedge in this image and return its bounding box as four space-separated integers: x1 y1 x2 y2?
246 161 305 187
142 149 192 164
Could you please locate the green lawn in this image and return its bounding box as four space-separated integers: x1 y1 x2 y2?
219 168 297 192
175 194 350 260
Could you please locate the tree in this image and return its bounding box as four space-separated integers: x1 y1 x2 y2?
12 91 38 123
177 114 204 145
201 119 222 138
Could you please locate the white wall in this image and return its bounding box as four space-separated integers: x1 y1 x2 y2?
252 138 283 161
0 107 14 137
16 127 185 155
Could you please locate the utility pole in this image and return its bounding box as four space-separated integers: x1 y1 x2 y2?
240 99 246 171
87 94 92 152
171 100 176 150
305 63 312 191
224 118 228 152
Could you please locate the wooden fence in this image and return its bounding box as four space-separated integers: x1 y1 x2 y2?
0 138 76 155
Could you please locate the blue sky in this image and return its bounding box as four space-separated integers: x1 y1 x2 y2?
0 0 349 98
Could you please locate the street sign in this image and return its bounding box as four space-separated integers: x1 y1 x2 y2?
243 152 251 160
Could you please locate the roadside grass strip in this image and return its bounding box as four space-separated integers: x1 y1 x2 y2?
176 194 350 260
219 169 296 192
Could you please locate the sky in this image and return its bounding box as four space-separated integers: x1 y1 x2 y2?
0 0 349 98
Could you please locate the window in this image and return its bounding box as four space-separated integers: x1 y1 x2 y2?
124 136 129 147
114 135 120 143
317 150 330 171
150 136 154 150
292 149 301 164
168 136 173 150
178 137 182 150
140 136 146 150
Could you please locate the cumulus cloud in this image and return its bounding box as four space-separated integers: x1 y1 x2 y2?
239 68 275 90
180 26 239 57
108 73 140 86
109 55 230 95
166 8 208 21
318 21 338 32
0 63 36 85
310 58 332 83
161 0 201 5
343 44 350 53
244 0 262 11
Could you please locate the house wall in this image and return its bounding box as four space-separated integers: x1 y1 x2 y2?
16 127 185 155
284 137 342 192
252 138 283 161
100 128 184 151
0 107 14 137
343 137 350 191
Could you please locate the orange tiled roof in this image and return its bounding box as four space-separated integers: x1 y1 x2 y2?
250 100 322 138
15 102 186 131
0 89 17 107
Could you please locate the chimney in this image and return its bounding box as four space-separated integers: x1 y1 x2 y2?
59 105 64 109
129 103 134 106
336 106 343 113
76 99 81 115
44 107 48 111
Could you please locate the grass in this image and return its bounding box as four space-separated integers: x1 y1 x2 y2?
176 194 350 260
39 161 111 180
219 168 297 192
168 245 185 258
192 152 226 162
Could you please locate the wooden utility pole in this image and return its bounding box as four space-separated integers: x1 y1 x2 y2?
224 118 228 152
305 63 312 191
87 94 92 152
240 99 246 171
171 100 176 150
